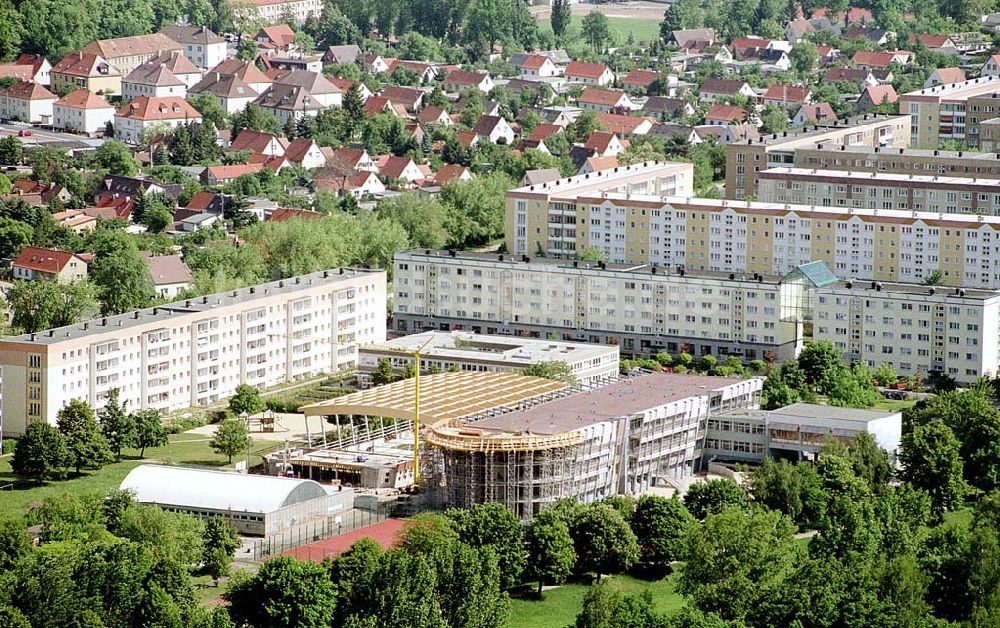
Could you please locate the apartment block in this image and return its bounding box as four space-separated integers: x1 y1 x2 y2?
813 280 1000 382
0 269 386 437
793 144 1000 179
504 162 694 258
393 250 832 364
724 114 910 200
900 77 1000 149
758 167 1000 216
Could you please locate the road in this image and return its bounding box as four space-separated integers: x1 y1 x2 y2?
0 123 106 148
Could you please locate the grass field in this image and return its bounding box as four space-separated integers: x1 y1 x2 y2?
537 16 662 45
0 433 280 516
870 398 918 413
507 573 685 628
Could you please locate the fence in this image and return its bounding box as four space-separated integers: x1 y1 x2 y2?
251 506 390 561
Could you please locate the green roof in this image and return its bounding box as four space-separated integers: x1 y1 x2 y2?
783 261 838 287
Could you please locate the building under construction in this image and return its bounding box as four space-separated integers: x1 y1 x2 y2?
294 370 762 519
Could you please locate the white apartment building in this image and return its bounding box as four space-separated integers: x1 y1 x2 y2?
0 269 386 436
160 26 227 70
561 194 1000 290
358 330 620 387
813 280 1000 383
393 250 831 363
245 0 323 24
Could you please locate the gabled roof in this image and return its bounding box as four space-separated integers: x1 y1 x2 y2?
642 96 691 115
583 155 619 174
329 147 370 170
785 260 838 287
12 246 84 274
209 59 272 86
191 73 258 99
417 106 450 124
230 129 286 154
762 84 811 102
699 78 749 95
3 80 56 101
596 112 652 134
323 45 362 64
184 191 225 211
364 95 395 117
204 163 264 180
860 84 898 105
730 37 771 55
144 254 192 286
472 114 506 136
929 67 966 85
565 61 611 79
434 164 471 186
909 33 952 48
257 24 295 47
705 103 747 122
578 87 628 106
584 131 618 153
378 155 418 179
445 69 489 86
160 25 225 45
810 7 873 23
823 67 873 83
124 62 184 87
529 123 563 142
0 64 33 81
269 207 324 222
522 168 562 185
520 54 553 70
852 50 897 68
285 138 321 164
275 70 341 95
116 96 201 120
381 85 423 105
256 84 324 111
84 33 180 60
673 28 716 47
794 102 836 122
55 89 112 110
623 69 658 87
52 52 119 78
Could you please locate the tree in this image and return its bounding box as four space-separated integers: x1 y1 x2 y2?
822 363 881 409
202 516 239 585
797 341 842 385
0 217 33 259
56 399 111 475
683 478 749 520
581 11 611 52
88 230 153 315
226 556 337 628
679 507 798 622
328 538 384 623
789 42 818 76
0 135 22 165
132 408 168 458
749 458 826 527
900 419 967 517
210 419 251 464
20 0 99 60
447 502 527 589
143 206 172 234
465 0 512 58
11 422 67 483
522 361 579 385
7 279 99 333
759 104 788 133
436 542 510 628
91 140 139 176
371 357 396 386
551 0 572 39
525 508 576 596
229 384 266 417
630 495 695 576
98 388 134 462
375 193 448 249
874 362 897 387
570 504 640 578
0 0 23 62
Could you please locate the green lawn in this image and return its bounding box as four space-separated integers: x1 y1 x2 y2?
0 434 280 516
537 16 661 45
507 573 685 628
870 398 918 413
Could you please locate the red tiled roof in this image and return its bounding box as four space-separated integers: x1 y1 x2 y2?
705 103 747 122
378 155 416 179
0 64 33 81
930 67 965 85
185 191 220 210
596 112 650 134
584 131 617 152
521 54 551 70
795 102 836 121
623 69 658 87
3 80 55 101
810 7 873 23
762 84 811 103
284 138 318 163
434 164 470 186
258 24 295 46
204 163 263 181
565 61 610 79
52 51 119 78
445 69 488 86
578 87 628 106
861 84 898 105
116 96 201 121
852 50 895 68
529 123 563 142
381 85 423 105
269 207 323 222
230 129 284 154
417 106 450 124
56 89 112 109
12 246 81 274
699 79 748 95
364 96 393 117
909 33 951 48
471 114 505 136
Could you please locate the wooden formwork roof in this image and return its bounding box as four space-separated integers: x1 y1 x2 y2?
299 371 568 422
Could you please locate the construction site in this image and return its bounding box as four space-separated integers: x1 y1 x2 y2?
287 370 764 519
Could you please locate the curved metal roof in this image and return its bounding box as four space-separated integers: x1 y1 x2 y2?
299 371 569 422
119 464 330 514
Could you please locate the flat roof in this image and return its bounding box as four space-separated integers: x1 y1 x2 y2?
470 373 749 435
300 371 569 421
770 402 900 423
729 114 908 148
826 280 998 300
760 166 1000 188
901 76 1000 100
2 267 382 346
361 330 617 365
797 144 1000 162
507 161 691 199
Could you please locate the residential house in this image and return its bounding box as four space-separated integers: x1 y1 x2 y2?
201 163 265 185
362 54 392 74
208 59 273 94
856 84 898 112
528 123 563 143
704 103 748 126
51 209 97 234
184 191 227 214
51 52 121 95
160 26 227 70
256 84 324 123
924 67 966 88
328 77 372 101
433 164 472 187
275 70 342 107
578 155 620 175
243 0 323 25
0 55 51 85
284 138 326 169
823 67 878 89
364 96 405 118
189 73 258 114
982 54 1000 77
122 63 186 100
519 54 560 77
456 130 479 149
376 155 424 184
12 247 89 282
6 180 70 206
792 102 837 125
739 48 791 72
380 86 424 112
583 131 624 157
577 87 633 113
329 147 377 172
672 29 716 48
597 112 654 136
648 123 702 144
0 81 56 123
729 37 773 59
811 7 874 24
417 106 453 126
267 207 324 221
143 254 192 298
177 212 221 232
52 89 114 135
641 96 696 121
387 60 439 84
114 96 203 144
147 50 202 88
322 44 362 65
316 169 386 197
844 27 895 46
256 24 296 50
852 50 912 70
471 115 515 144
908 33 958 54
83 33 182 75
564 61 614 86
443 69 495 93
622 69 659 94
697 78 755 103
761 85 812 108
521 168 561 186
